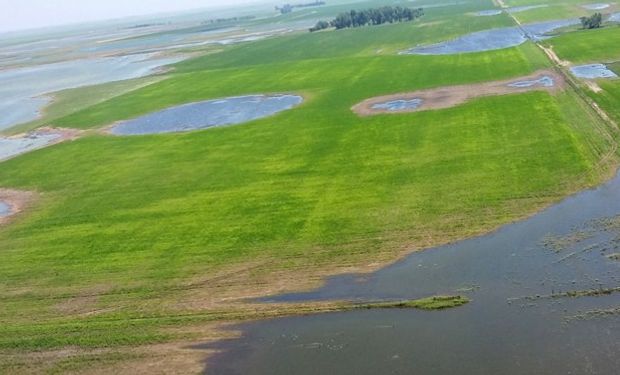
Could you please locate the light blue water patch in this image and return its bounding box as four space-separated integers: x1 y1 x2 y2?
507 5 548 13
401 18 580 55
582 3 610 10
610 12 620 22
0 201 10 217
111 95 304 135
371 99 423 111
521 18 581 41
0 53 183 131
508 75 555 88
570 64 618 79
0 132 61 161
475 9 503 16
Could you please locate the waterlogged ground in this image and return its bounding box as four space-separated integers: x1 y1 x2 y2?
371 99 424 111
0 53 182 130
570 64 619 79
207 171 620 374
110 95 303 135
0 201 10 217
582 3 610 10
0 131 62 161
402 18 580 55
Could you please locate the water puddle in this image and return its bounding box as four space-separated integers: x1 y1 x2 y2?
0 53 183 131
401 18 579 55
0 128 75 162
110 95 303 136
610 12 620 22
507 5 548 13
353 70 563 115
507 75 554 88
475 10 503 16
370 99 423 111
582 3 610 10
0 201 10 217
206 167 620 375
570 64 618 79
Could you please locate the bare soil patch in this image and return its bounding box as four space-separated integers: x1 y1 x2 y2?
352 69 566 116
0 189 36 225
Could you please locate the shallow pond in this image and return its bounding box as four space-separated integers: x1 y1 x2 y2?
206 170 620 374
110 95 303 135
507 5 548 13
508 75 554 88
371 99 423 111
475 9 503 16
0 132 62 161
401 18 579 55
0 201 10 217
582 3 610 10
609 12 620 22
570 64 618 79
0 53 182 130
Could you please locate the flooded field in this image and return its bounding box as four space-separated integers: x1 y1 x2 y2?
475 10 503 16
371 99 423 111
0 128 76 162
207 168 620 375
110 95 303 135
402 18 579 55
0 201 10 217
507 5 548 13
0 53 182 130
570 64 618 79
582 3 610 10
354 70 563 115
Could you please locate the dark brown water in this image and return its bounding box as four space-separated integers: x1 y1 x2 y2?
204 171 620 374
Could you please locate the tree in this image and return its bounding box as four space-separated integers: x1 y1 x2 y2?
580 12 603 29
309 20 330 32
310 6 423 31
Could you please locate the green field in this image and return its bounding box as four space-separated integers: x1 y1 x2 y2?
545 26 620 63
2 0 620 373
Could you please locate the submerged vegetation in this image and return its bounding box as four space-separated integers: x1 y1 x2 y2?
357 296 470 310
310 6 423 32
2 0 620 372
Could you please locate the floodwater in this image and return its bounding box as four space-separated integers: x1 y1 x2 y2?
475 10 503 16
570 64 618 79
0 201 10 217
507 5 548 13
508 75 554 88
110 95 303 135
401 18 579 55
0 131 62 161
371 99 423 111
610 12 620 22
582 3 610 10
0 53 182 130
206 169 620 374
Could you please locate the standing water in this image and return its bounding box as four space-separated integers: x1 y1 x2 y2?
205 170 620 374
0 201 10 217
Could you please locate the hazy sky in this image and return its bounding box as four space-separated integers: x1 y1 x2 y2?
0 0 265 32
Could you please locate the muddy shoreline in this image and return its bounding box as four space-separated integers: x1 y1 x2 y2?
352 69 565 116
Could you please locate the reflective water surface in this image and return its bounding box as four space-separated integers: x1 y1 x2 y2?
207 170 620 374
111 95 303 135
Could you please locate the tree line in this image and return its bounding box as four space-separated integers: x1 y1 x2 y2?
580 13 603 29
310 6 424 32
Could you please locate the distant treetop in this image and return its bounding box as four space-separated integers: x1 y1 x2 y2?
310 6 424 32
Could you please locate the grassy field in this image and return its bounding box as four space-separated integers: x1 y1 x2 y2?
503 0 618 23
1 0 620 373
545 26 620 64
